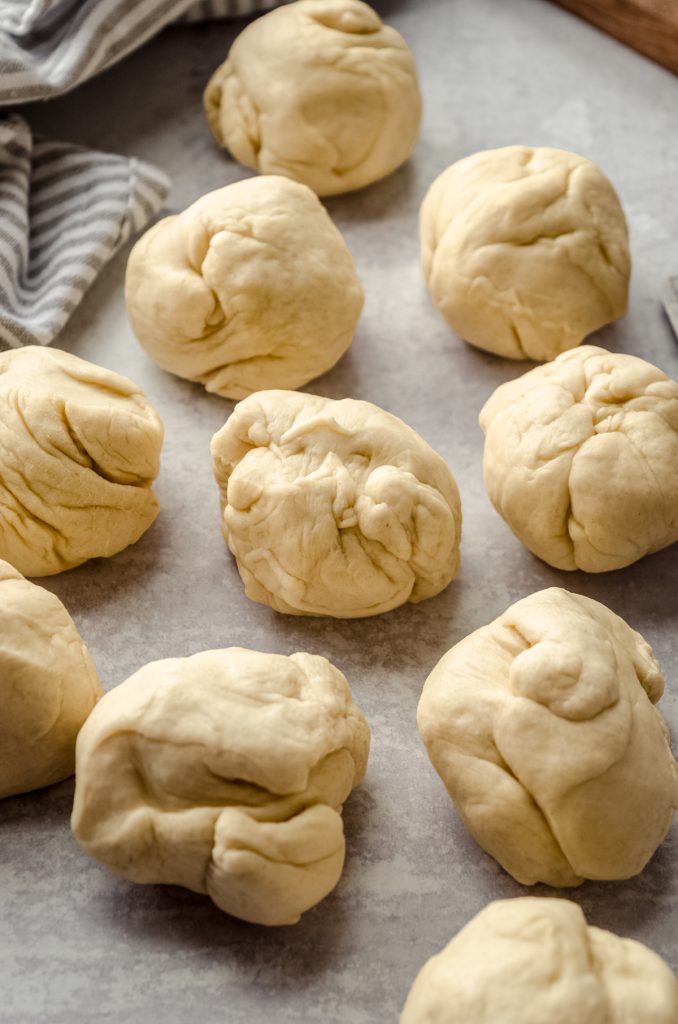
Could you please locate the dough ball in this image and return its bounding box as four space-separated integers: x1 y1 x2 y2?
203 0 422 196
417 588 678 887
125 176 364 399
480 345 678 572
420 146 630 360
0 346 163 576
0 560 103 799
71 647 370 926
211 390 462 617
401 898 678 1024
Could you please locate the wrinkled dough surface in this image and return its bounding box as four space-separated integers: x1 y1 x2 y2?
401 899 678 1024
125 176 364 400
71 647 370 925
204 0 421 196
417 588 678 886
0 346 163 576
0 560 103 799
211 390 462 617
479 345 678 571
420 146 630 360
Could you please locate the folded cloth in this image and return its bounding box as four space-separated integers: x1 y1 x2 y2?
0 0 281 104
0 114 170 349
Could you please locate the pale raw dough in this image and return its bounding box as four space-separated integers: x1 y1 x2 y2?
479 345 678 572
0 346 163 576
125 176 363 399
204 0 422 196
417 588 678 886
0 560 103 799
71 648 370 926
211 390 462 617
401 898 678 1024
420 146 630 360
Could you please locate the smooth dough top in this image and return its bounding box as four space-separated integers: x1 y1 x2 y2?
0 346 163 576
401 898 678 1024
211 390 462 617
125 176 364 399
420 146 630 360
0 559 103 799
418 588 678 887
204 0 422 196
480 345 678 572
71 647 370 925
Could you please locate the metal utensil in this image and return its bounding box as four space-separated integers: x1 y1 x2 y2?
662 277 678 341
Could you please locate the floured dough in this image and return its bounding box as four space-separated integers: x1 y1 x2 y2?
417 588 678 886
0 560 103 799
0 346 163 576
479 345 678 572
211 390 462 617
125 176 363 399
204 0 422 196
71 647 370 926
420 146 630 360
401 898 678 1024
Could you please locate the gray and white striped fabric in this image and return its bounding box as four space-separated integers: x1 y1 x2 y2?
180 0 285 22
0 0 278 105
0 114 170 349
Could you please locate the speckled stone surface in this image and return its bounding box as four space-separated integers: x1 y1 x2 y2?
2 1 678 1021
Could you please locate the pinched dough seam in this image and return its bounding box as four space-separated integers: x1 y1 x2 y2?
489 367 669 438
300 55 394 179
209 811 343 870
580 188 628 278
502 398 672 565
33 676 66 742
208 66 262 159
433 265 582 359
201 350 288 393
61 405 156 486
432 173 621 350
430 725 579 880
0 467 71 543
617 428 675 530
252 45 409 180
240 534 414 615
190 224 332 380
494 617 646 792
564 431 669 566
8 390 155 489
433 159 578 262
104 728 358 800
446 689 639 883
229 450 446 582
237 491 434 598
60 365 137 402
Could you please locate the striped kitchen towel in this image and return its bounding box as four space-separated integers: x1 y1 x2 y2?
0 114 170 349
0 0 284 105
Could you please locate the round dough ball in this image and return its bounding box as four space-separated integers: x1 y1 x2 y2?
417 588 678 887
0 346 163 576
211 390 462 617
125 176 364 399
71 647 370 926
0 560 103 799
480 345 678 572
420 146 630 360
203 0 422 196
401 898 678 1024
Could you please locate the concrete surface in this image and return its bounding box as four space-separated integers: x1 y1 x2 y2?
2 0 678 1020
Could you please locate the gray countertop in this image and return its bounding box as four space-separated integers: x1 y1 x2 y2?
2 1 678 1021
